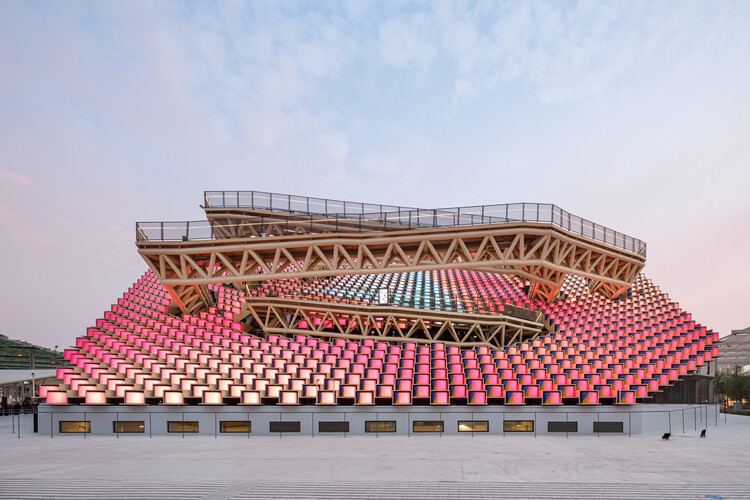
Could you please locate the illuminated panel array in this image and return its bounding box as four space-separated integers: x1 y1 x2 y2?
41 270 718 407
249 269 533 314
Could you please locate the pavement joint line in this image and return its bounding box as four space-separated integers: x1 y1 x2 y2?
200 481 258 500
6 481 744 500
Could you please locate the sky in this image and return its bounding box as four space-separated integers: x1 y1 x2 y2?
1 1 749 350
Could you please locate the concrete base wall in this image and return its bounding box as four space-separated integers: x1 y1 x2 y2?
36 404 720 437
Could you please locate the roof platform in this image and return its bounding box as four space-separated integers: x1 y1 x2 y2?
202 191 647 257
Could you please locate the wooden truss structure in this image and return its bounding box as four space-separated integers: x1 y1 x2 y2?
244 297 543 350
138 223 644 308
135 195 646 348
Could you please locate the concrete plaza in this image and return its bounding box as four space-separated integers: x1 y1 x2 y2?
1 411 748 499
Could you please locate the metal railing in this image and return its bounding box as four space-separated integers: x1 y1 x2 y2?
139 192 645 256
205 190 416 218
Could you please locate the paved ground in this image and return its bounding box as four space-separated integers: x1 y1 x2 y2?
1 412 749 499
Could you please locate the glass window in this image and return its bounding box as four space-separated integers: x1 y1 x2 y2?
168 421 199 433
458 420 489 432
113 421 145 433
504 420 534 432
59 421 90 433
318 421 349 433
548 421 578 433
593 421 623 433
413 420 444 432
365 421 397 433
269 421 300 433
220 421 252 433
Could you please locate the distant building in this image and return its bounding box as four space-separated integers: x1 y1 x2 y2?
716 327 750 371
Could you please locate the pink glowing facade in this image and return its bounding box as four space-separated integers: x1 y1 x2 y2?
38 266 716 414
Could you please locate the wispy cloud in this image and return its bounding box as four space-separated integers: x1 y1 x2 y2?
10 231 54 247
0 168 31 185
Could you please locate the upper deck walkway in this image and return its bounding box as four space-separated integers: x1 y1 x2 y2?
197 190 646 256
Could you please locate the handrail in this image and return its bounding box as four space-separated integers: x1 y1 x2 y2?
138 212 646 257
201 190 646 256
205 190 417 218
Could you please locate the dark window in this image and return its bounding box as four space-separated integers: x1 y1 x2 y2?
318 421 349 433
593 421 623 433
548 421 578 433
270 421 300 433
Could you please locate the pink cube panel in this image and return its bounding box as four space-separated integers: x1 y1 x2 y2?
355 391 374 405
240 391 262 405
413 385 430 398
430 391 450 405
538 387 560 404
505 391 524 405
579 391 599 405
203 391 223 405
339 385 356 398
617 390 636 405
317 390 337 405
279 390 299 405
394 391 412 405
46 391 68 405
124 391 146 405
163 391 184 405
85 391 107 405
468 390 487 405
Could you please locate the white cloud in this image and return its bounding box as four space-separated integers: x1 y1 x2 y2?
452 78 476 104
378 13 437 68
435 1 639 103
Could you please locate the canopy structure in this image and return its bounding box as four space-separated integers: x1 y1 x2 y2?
0 369 56 405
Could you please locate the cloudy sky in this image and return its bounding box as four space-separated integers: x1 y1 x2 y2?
1 1 749 350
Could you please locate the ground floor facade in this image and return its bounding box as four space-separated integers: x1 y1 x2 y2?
36 403 719 437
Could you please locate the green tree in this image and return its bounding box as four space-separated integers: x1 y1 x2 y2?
715 370 728 400
743 374 750 407
714 366 750 408
717 366 750 407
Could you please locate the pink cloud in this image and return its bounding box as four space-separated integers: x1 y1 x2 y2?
11 231 54 247
0 168 31 185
